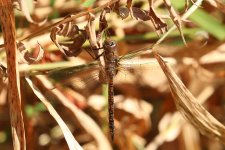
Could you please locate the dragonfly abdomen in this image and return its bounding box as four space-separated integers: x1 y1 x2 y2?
108 78 114 141
103 39 119 141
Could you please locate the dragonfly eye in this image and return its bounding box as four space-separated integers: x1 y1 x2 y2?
103 40 117 51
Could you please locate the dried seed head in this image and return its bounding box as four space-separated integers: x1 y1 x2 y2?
119 7 129 19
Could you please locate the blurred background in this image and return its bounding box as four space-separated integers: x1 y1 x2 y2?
0 0 225 149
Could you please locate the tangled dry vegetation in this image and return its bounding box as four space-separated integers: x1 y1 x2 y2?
0 0 225 150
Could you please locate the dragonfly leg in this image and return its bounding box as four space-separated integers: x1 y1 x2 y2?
85 48 97 59
95 51 104 60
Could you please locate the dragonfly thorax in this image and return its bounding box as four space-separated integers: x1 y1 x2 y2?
103 39 117 53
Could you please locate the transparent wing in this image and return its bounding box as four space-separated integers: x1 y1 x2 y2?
47 62 102 96
48 62 99 81
46 57 177 95
116 57 177 88
119 57 176 69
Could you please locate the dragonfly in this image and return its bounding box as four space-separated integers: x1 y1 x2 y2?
47 40 175 141
100 39 118 141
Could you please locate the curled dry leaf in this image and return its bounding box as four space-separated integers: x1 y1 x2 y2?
0 64 7 94
154 52 225 144
14 0 47 25
147 0 168 35
131 7 151 21
25 77 83 150
97 7 111 49
0 64 7 78
125 5 167 35
116 0 168 34
50 18 87 57
99 8 110 35
148 7 168 35
17 41 44 64
113 1 129 19
163 0 186 45
85 13 99 54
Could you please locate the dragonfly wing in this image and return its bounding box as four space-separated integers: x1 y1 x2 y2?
119 57 176 70
47 63 103 96
116 57 177 88
48 62 99 81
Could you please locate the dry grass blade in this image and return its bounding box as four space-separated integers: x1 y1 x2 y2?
35 75 112 150
153 52 225 144
25 77 83 150
0 1 26 149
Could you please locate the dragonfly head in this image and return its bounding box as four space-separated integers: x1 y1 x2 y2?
103 39 117 52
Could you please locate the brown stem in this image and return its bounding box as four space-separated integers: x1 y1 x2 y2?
0 0 26 150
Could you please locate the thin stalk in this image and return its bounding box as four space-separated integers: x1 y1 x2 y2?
0 0 26 149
